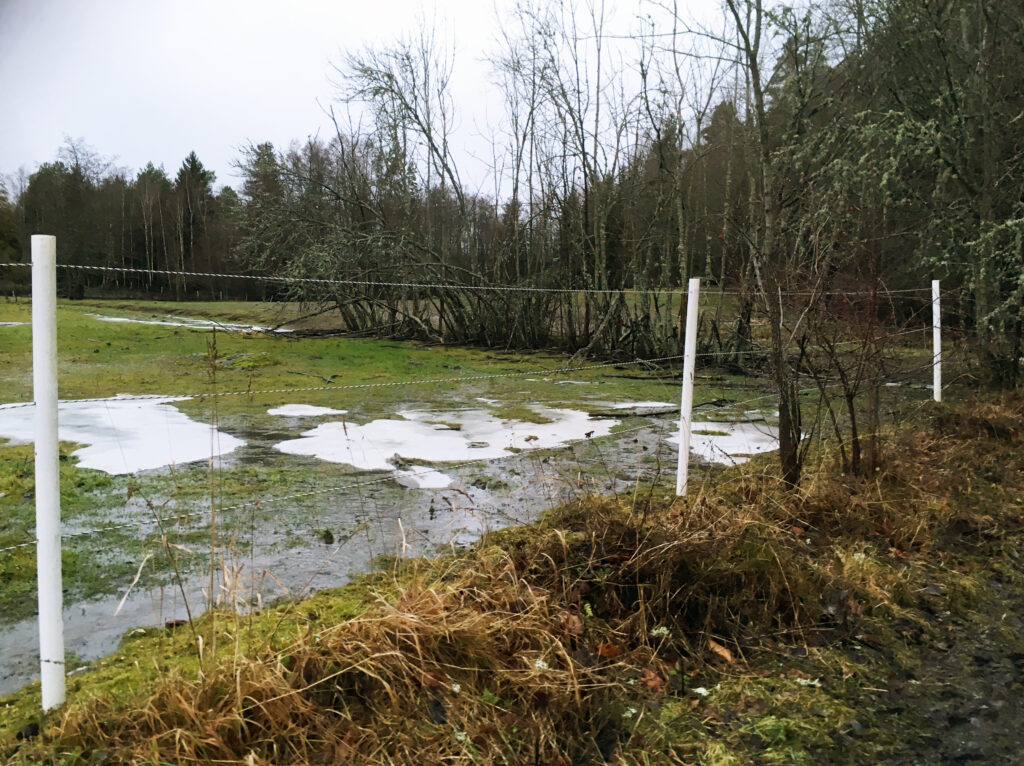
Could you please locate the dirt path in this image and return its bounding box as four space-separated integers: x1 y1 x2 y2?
882 576 1024 764
824 564 1024 764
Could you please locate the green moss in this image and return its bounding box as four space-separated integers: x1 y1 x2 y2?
627 653 893 765
424 420 462 430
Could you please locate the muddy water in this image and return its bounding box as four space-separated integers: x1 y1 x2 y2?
0 402 776 695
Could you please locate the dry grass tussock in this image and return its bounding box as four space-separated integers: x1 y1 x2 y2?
9 395 1024 764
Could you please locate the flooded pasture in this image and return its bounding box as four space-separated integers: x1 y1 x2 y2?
0 306 781 694
0 391 779 693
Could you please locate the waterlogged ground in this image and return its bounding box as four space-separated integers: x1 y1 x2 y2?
0 299 781 694
0 397 244 473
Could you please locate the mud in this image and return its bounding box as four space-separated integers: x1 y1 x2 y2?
866 576 1024 763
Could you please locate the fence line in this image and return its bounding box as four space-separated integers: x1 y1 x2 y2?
0 286 942 552
0 355 688 412
0 262 936 298
0 324 939 413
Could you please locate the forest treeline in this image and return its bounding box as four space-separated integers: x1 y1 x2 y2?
2 0 1022 388
0 147 239 302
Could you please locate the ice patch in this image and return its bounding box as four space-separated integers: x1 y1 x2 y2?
668 421 779 465
268 404 347 417
608 400 677 416
610 401 675 410
86 313 293 334
393 467 454 489
273 406 619 471
0 396 244 474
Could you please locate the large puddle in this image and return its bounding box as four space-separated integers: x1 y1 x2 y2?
86 313 293 334
0 396 779 694
273 406 620 471
267 404 347 417
0 396 244 474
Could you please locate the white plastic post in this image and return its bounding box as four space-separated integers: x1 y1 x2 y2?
676 277 700 496
32 234 65 710
932 280 941 403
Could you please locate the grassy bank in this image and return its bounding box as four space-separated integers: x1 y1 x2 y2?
3 393 1023 763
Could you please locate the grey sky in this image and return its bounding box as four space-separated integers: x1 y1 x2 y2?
0 0 500 188
1 0 721 193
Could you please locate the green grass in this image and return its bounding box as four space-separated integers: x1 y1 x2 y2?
488 403 556 424
0 300 705 417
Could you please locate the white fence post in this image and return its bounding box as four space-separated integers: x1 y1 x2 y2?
32 234 65 710
676 278 700 496
932 280 941 403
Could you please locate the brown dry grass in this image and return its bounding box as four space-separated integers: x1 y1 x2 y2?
7 395 1024 765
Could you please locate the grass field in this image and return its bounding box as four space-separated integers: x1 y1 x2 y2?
0 298 731 415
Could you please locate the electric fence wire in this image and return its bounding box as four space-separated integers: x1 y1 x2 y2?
0 355 687 411
0 326 937 412
0 262 936 297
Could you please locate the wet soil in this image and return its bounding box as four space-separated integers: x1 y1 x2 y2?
781 559 1024 764
874 575 1024 764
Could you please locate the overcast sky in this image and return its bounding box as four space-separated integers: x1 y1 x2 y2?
1 0 722 194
